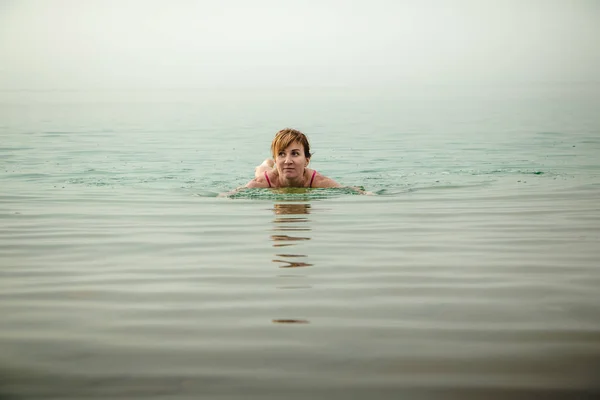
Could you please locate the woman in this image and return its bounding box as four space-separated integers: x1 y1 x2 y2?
245 128 341 189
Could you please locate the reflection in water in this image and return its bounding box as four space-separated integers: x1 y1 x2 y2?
272 319 310 324
273 203 311 215
270 203 313 323
271 235 311 247
269 203 312 262
272 259 313 268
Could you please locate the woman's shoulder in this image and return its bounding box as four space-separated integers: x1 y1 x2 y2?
246 170 278 188
245 174 269 188
309 169 341 188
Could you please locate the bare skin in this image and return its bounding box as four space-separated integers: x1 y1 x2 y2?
254 159 275 179
246 141 341 189
247 164 340 188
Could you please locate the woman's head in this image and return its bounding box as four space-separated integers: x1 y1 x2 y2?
271 128 312 183
271 128 311 160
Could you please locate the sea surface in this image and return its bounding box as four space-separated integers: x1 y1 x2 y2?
1 84 600 399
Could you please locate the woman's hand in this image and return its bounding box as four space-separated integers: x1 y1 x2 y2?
254 159 275 179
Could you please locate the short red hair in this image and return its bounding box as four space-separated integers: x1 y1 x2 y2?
271 128 312 160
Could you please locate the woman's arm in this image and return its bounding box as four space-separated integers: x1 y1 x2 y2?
311 174 342 188
245 178 270 188
349 186 375 195
218 176 269 197
312 173 373 194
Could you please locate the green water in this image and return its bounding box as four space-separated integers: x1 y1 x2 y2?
1 85 600 399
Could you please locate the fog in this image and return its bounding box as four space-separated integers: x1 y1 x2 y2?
0 0 598 90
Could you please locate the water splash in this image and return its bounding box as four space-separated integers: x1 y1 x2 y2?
221 187 365 200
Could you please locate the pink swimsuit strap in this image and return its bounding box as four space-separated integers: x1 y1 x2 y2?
309 170 316 188
264 171 272 188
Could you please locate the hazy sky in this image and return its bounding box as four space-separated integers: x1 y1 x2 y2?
0 0 598 89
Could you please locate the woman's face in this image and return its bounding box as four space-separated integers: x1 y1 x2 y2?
275 141 309 180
